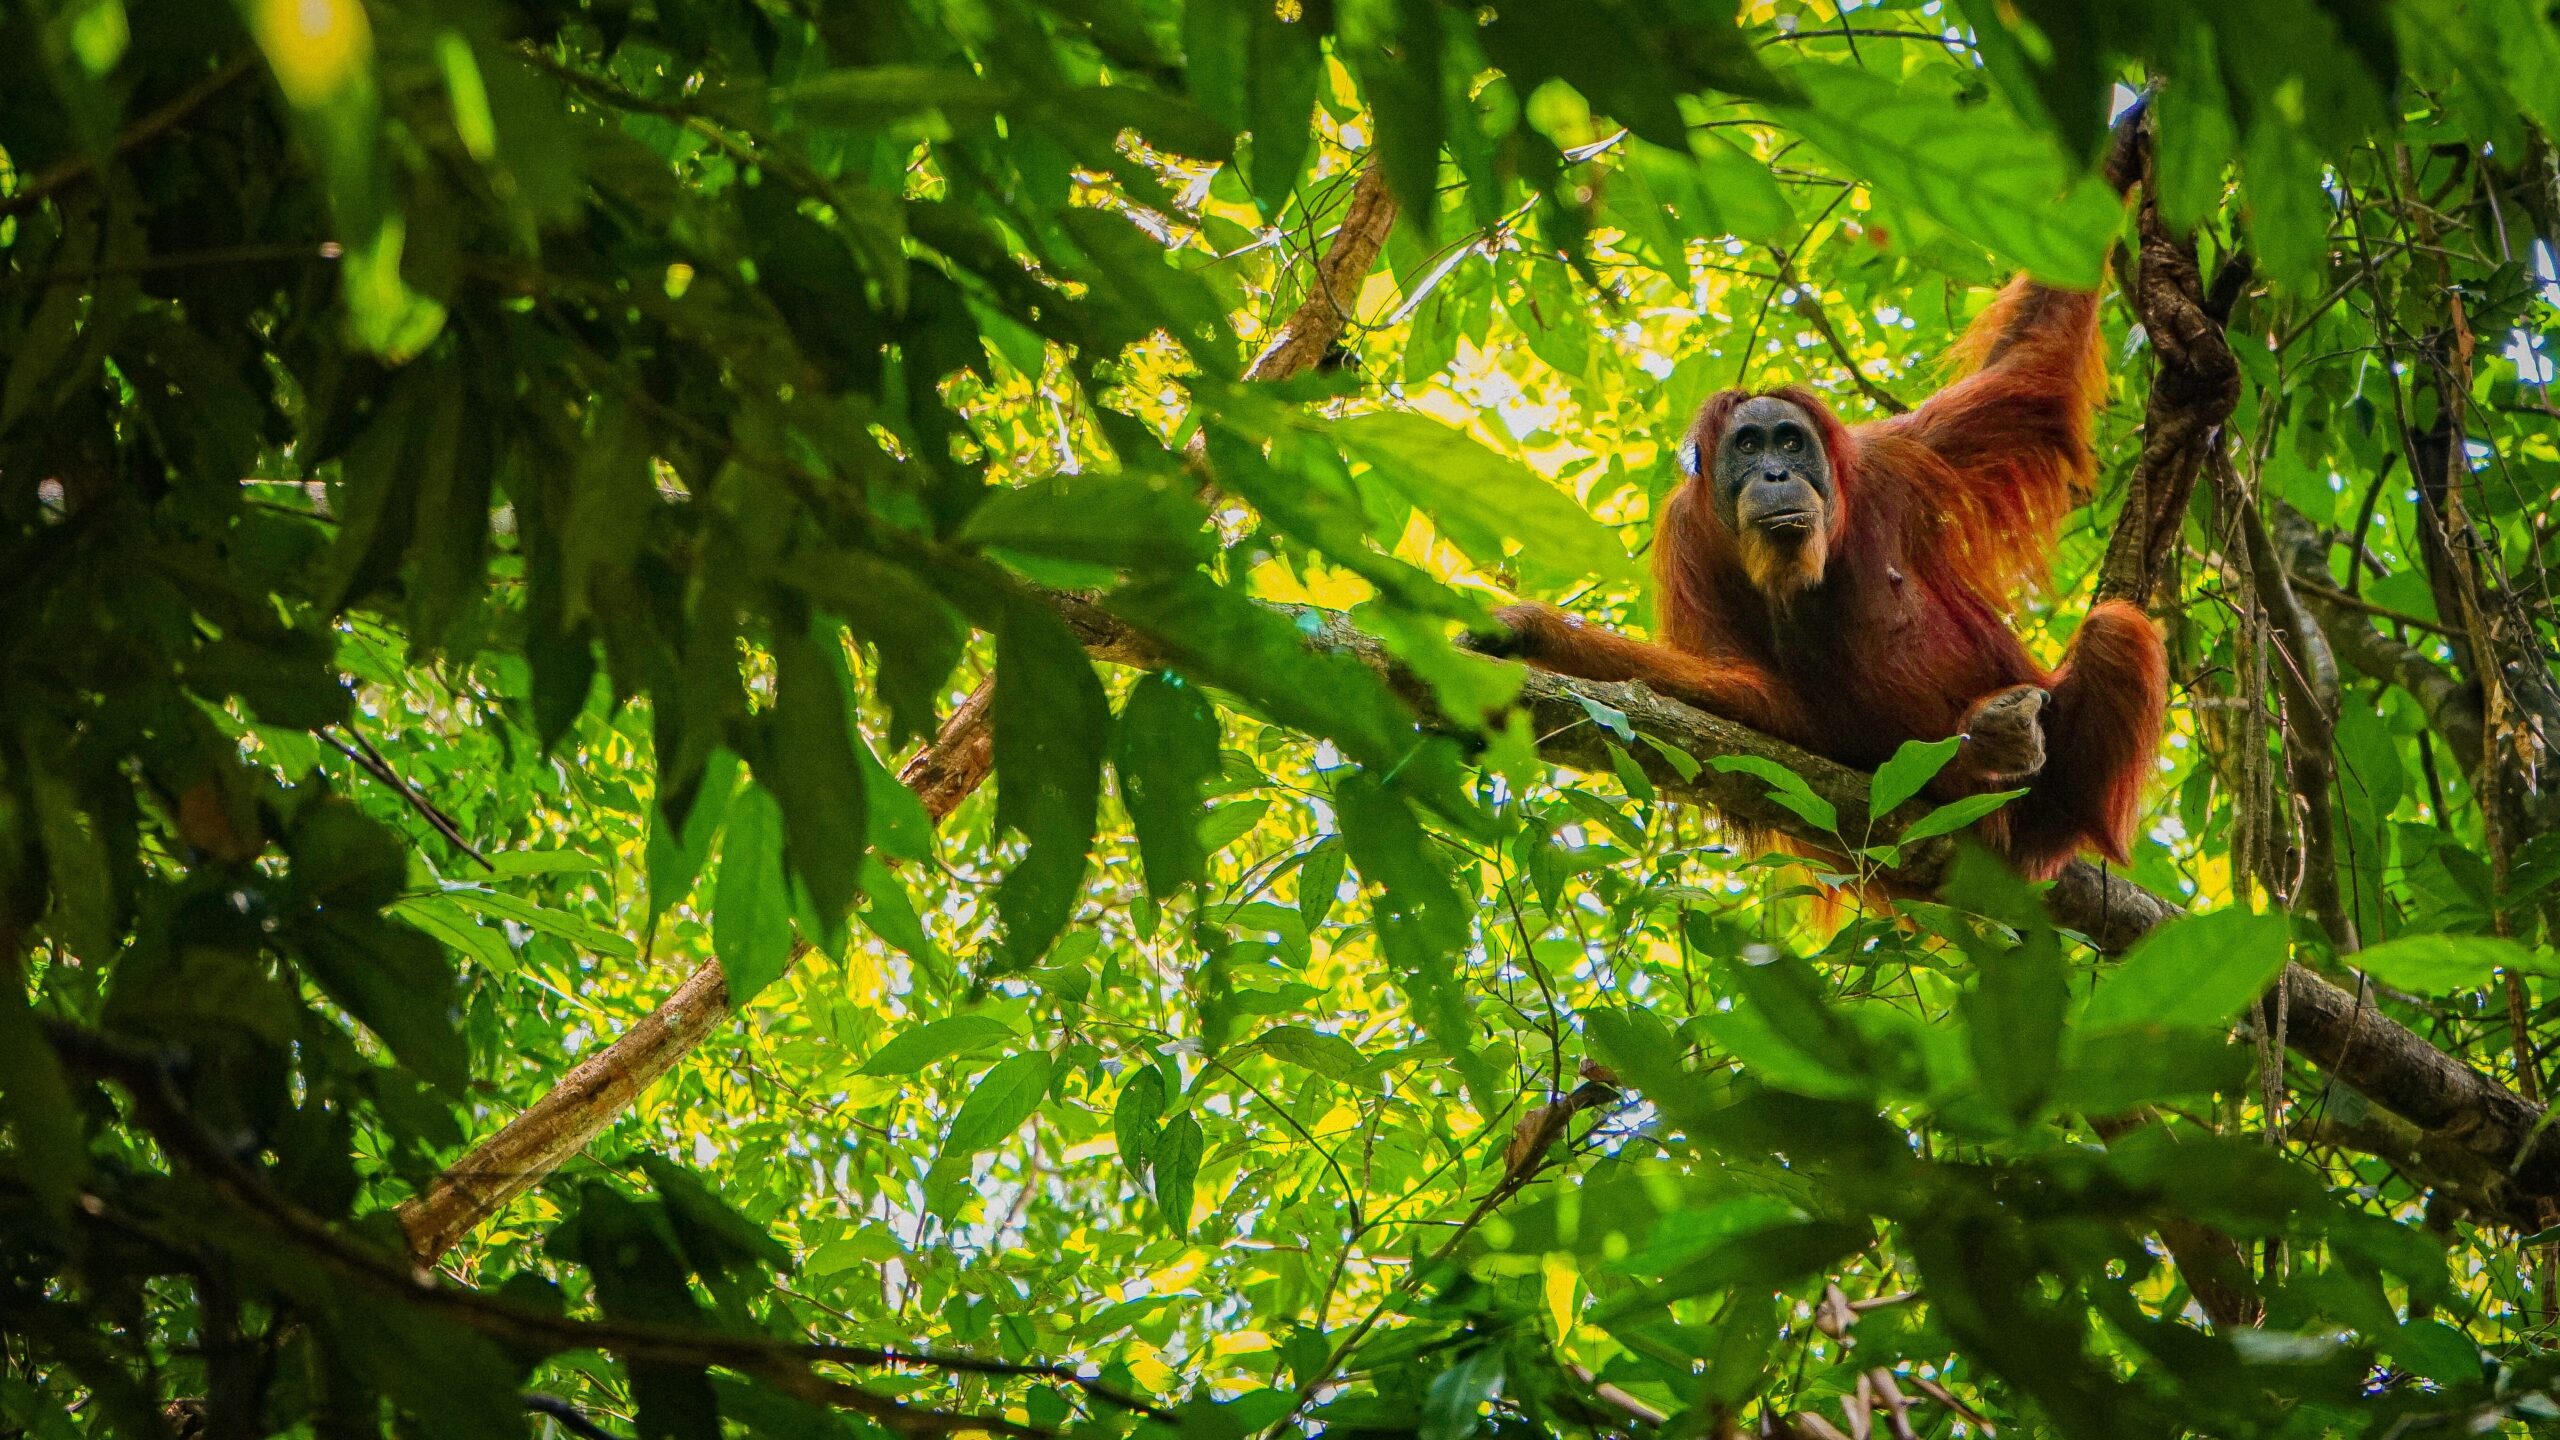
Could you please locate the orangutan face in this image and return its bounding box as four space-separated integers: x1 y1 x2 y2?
1690 394 1834 595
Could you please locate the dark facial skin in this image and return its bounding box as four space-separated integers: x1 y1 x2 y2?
1702 395 1831 544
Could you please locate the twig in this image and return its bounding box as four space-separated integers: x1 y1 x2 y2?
523 1393 623 1440
2288 576 2456 639
318 727 494 870
0 54 259 220
1736 191 1854 389
1768 247 1909 414
46 1024 1132 1434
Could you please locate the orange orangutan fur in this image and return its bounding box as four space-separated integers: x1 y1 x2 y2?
1498 276 2165 880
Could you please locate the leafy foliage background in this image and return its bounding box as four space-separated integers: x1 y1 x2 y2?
4 0 2560 1437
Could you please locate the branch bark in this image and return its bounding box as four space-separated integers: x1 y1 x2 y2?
398 165 1401 1264
2273 501 2488 766
2093 137 2245 609
1088 595 2560 1210
404 579 2560 1259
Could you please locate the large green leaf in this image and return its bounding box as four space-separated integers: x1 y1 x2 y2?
858 1015 1018 1077
2081 908 2291 1034
1777 62 2122 287
713 784 796 1004
930 1051 1056 1205
765 620 867 939
992 601 1110 968
1329 412 1641 587
1113 672 1222 901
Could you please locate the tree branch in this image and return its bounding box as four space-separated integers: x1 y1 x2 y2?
2094 132 2246 608
1053 592 2560 1211
0 54 259 221
50 1024 1120 1437
2271 499 2487 769
399 166 1400 1265
407 569 2560 1262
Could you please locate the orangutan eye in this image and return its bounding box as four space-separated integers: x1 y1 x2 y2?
1779 427 1804 452
1678 439 1701 476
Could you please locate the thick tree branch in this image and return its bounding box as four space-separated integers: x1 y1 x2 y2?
395 691 989 1261
400 166 1400 1264
406 561 2560 1260
1056 591 2560 1207
2272 498 2488 768
2094 134 2245 609
1245 165 1399 381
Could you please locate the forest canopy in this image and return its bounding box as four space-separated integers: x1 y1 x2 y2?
5 0 2560 1437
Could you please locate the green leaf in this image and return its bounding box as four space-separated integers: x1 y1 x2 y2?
855 856 946 980
933 1052 1054 1178
1640 731 1702 782
1344 0 1447 236
0 979 85 1215
1605 742 1656 802
1707 754 1839 833
1183 0 1250 133
1198 797 1271 857
638 1154 794 1277
1870 736 1961 818
858 1015 1017 1077
319 1290 526 1440
765 620 867 939
993 602 1109 968
2153 26 2238 232
1728 948 1866 1081
1961 933 2067 1123
1335 772 1479 1081
1689 131 1795 244
1061 208 1235 373
713 784 796 1005
1115 1065 1167 1181
1574 694 1634 743
1114 672 1222 900
2240 120 2331 297
1153 1113 1205 1238
1777 62 2121 287
2349 934 2553 995
570 1185 719 1438
1239 0 1324 219
777 65 1014 126
1420 1345 1503 1440
1330 412 1639 586
1474 0 1787 149
295 912 469 1096
962 469 1211 572
2386 1319 2485 1388
2081 908 2291 1034
1583 1004 1687 1097
1299 838 1347 932
1252 1024 1368 1082
437 887 638 961
1608 1218 1874 1316
1900 787 2031 844
1104 576 1481 828
794 553 966 748
2054 1028 2253 1113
